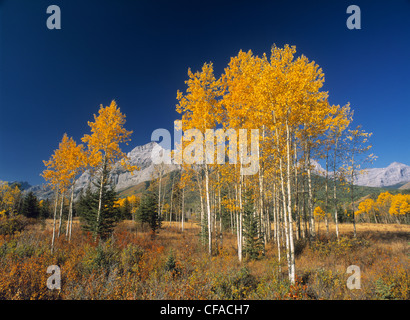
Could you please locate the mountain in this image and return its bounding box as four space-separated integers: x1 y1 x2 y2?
398 181 410 190
0 181 32 190
309 160 410 188
24 141 410 198
28 142 179 200
354 162 410 188
310 159 326 175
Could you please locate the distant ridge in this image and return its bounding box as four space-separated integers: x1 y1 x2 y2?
354 162 410 188
399 181 410 190
20 143 410 199
27 142 179 200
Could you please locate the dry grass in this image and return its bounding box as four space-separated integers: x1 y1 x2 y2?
1 218 408 300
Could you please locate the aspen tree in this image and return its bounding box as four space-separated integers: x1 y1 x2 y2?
344 125 375 237
176 63 220 256
220 50 264 262
82 100 137 240
42 134 73 253
325 105 352 239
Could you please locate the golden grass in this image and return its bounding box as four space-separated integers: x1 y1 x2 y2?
3 216 409 300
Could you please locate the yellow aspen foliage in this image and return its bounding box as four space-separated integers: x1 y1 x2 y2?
176 62 220 132
314 206 326 220
377 191 393 208
42 134 77 192
389 194 410 216
82 100 137 174
356 198 376 215
0 182 21 215
42 133 87 194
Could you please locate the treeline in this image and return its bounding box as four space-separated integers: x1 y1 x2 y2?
355 192 410 224
0 183 50 219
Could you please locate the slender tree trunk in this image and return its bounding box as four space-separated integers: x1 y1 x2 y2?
158 166 162 223
324 149 330 237
57 192 64 237
258 161 265 249
230 205 233 234
169 175 175 226
351 156 357 238
306 143 315 240
236 177 243 262
96 156 107 240
294 140 300 241
204 164 212 256
181 187 185 232
236 201 241 259
196 170 206 244
217 172 222 248
303 172 308 239
286 121 295 284
51 185 59 254
266 204 271 243
258 126 266 250
274 121 291 277
272 180 277 242
333 136 340 240
273 180 281 272
373 209 378 224
66 183 75 241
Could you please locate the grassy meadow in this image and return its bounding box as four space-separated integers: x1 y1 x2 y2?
0 218 408 300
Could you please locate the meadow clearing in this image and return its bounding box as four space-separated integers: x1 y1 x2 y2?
0 218 408 300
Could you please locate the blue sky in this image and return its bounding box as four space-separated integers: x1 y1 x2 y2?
0 0 409 185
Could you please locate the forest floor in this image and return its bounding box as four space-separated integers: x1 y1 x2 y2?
0 218 408 300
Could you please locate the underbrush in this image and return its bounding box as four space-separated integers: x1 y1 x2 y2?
0 222 408 300
0 215 37 236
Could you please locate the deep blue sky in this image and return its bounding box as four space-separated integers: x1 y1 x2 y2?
0 0 409 185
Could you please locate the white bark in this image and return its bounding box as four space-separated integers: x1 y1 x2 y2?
286 121 295 284
51 185 59 254
204 164 212 256
57 192 64 237
333 136 340 240
181 187 185 232
66 184 75 241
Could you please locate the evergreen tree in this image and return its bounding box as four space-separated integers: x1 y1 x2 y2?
242 190 264 260
21 191 40 219
120 197 132 220
77 171 120 240
137 191 160 235
39 198 52 219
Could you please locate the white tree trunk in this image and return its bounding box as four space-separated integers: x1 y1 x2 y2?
333 137 340 240
286 121 295 284
306 144 315 239
66 183 75 241
204 164 212 256
181 187 185 232
51 186 59 254
57 192 64 237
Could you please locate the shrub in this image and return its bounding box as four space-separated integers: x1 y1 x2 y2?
164 250 177 273
120 243 144 273
81 242 119 275
0 215 33 235
375 278 395 300
309 236 370 259
212 267 258 299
